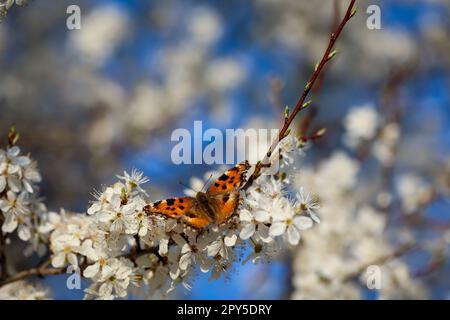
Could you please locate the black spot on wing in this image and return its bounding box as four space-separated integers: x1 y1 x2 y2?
153 200 162 207
223 195 230 203
221 185 227 190
166 198 176 206
218 174 229 181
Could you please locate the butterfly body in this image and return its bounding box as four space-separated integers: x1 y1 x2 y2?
195 192 218 221
146 161 250 229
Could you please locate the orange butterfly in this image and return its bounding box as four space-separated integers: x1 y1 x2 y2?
145 161 250 229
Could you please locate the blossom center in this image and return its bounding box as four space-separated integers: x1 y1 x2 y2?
99 257 107 266
10 198 17 207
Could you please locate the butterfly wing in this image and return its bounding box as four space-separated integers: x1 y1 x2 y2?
208 192 241 224
207 161 250 194
206 161 250 224
148 197 212 229
147 161 250 228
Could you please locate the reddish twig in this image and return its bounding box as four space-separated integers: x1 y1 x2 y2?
244 0 356 189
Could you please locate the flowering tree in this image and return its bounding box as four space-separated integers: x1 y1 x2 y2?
1 0 449 300
0 0 353 300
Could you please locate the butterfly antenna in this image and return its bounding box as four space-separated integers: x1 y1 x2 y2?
201 174 214 192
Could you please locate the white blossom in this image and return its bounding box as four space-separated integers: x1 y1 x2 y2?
87 258 135 299
269 197 313 246
296 187 320 223
117 169 149 196
0 281 50 300
395 174 433 213
343 103 379 147
50 234 80 268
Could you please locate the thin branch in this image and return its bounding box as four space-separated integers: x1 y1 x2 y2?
244 0 356 189
0 260 64 287
341 242 417 282
0 246 160 287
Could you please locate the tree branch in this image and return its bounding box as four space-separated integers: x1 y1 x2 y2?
244 0 356 189
341 242 417 282
0 246 161 287
0 259 64 287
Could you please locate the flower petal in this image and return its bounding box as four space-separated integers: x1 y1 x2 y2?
51 252 66 268
67 253 78 266
254 210 270 222
0 176 6 193
1 212 17 233
286 225 300 245
239 209 253 222
224 232 237 247
293 216 313 230
7 176 21 193
84 263 100 278
18 224 31 241
269 221 286 237
179 253 191 271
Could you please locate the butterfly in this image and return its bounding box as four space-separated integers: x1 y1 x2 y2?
145 161 250 229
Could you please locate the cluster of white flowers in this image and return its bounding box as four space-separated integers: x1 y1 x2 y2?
70 5 129 67
0 146 45 247
241 177 316 248
2 132 313 299
290 103 435 299
291 151 426 299
395 174 433 214
66 4 247 153
0 145 55 297
0 280 50 300
75 135 315 299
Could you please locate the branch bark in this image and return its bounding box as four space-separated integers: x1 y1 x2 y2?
0 259 66 287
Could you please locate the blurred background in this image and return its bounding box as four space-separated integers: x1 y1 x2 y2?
0 0 449 299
